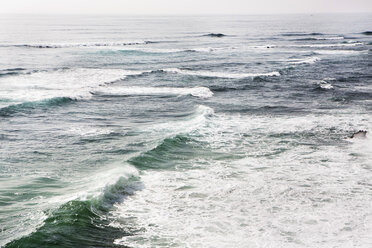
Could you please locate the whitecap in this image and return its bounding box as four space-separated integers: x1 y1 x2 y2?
93 86 214 98
317 80 334 89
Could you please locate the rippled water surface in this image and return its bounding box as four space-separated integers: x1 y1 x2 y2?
0 14 371 247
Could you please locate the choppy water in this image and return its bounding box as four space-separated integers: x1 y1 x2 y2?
0 14 371 247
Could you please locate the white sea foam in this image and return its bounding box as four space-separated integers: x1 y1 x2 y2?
111 112 372 248
288 56 320 64
317 80 334 89
94 86 213 98
163 68 280 78
66 126 114 137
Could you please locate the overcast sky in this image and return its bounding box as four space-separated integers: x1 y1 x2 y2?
1 0 372 15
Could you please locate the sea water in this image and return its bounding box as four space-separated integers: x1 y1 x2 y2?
0 14 371 247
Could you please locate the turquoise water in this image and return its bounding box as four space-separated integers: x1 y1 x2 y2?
0 14 372 247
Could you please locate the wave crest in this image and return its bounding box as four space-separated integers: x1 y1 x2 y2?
93 86 213 98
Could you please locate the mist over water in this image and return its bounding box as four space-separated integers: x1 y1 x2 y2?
0 14 371 247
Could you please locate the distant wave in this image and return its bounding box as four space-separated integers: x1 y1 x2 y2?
203 33 226 37
282 32 324 36
294 37 344 41
288 56 320 65
160 68 280 79
0 41 159 49
0 68 27 77
102 47 221 54
0 97 74 117
361 31 372 35
92 86 213 98
1 67 26 71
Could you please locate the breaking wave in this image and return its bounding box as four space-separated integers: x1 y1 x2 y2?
92 86 213 98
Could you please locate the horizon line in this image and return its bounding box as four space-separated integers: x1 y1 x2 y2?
1 11 372 16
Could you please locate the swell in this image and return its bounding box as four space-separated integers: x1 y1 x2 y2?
0 68 27 77
5 175 141 248
128 134 203 170
0 97 74 117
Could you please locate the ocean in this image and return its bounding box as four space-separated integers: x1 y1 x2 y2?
0 14 371 247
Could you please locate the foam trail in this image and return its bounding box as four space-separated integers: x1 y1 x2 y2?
162 68 280 79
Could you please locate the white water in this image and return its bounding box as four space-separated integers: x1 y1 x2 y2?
93 86 213 98
112 111 372 248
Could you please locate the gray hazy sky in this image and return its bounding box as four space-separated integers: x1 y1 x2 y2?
1 0 372 15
